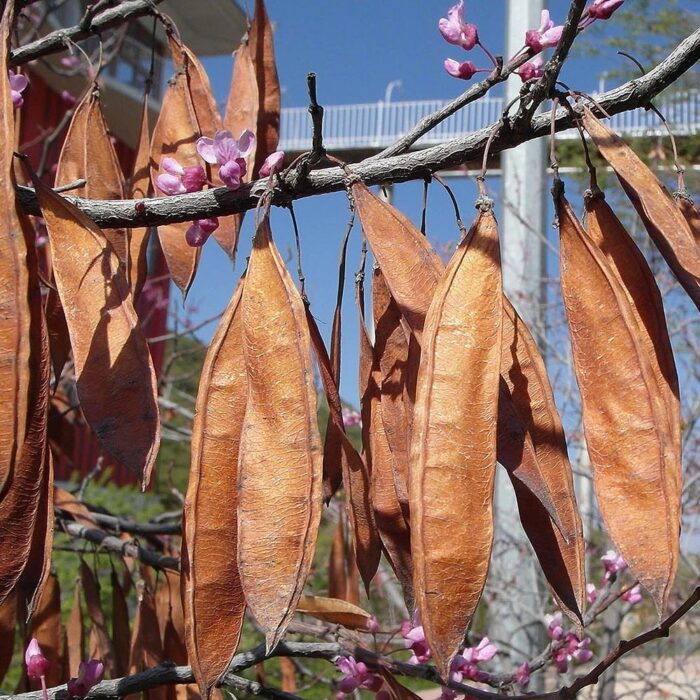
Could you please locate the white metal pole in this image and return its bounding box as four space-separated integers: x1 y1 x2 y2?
489 0 548 680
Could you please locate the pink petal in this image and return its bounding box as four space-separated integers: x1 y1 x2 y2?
238 129 256 157
219 160 243 190
161 157 185 176
443 58 477 80
538 9 553 32
9 71 27 92
213 130 241 164
196 137 218 164
181 165 207 193
156 173 186 195
540 24 563 48
259 150 285 177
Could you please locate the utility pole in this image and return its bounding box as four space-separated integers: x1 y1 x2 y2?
489 0 548 684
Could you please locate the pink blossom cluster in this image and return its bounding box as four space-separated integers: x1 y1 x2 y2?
546 613 594 673
439 1 624 83
8 70 28 108
587 550 642 606
601 550 627 581
155 129 286 248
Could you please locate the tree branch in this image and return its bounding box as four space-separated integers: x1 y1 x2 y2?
58 519 180 571
14 26 700 229
8 587 699 700
10 0 166 67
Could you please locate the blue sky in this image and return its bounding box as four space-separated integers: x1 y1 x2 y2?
181 1 683 403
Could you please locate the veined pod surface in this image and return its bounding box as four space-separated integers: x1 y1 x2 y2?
238 217 323 652
410 208 502 679
557 188 678 612
31 175 160 487
183 280 247 698
582 108 700 311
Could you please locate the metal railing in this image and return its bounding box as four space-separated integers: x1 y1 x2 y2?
279 90 700 153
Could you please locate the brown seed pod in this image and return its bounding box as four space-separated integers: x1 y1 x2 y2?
238 217 322 652
557 188 678 613
410 209 502 679
30 173 160 487
182 280 247 698
582 107 700 311
248 0 281 177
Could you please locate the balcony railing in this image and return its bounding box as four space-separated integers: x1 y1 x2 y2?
279 90 700 153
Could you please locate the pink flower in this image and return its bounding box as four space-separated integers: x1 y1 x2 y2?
25 638 50 680
517 54 545 81
588 0 624 20
259 150 285 178
197 129 255 190
9 71 28 108
342 408 361 428
514 662 530 688
525 10 563 53
601 550 626 581
438 1 478 50
67 659 104 698
401 612 431 664
622 584 642 605
185 217 219 247
156 157 207 196
546 612 565 641
586 583 598 604
444 58 478 80
553 634 594 673
450 638 497 683
335 656 382 694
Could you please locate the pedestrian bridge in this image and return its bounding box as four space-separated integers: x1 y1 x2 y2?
278 89 700 159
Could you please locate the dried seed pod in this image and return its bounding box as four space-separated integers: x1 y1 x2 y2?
585 190 682 581
352 182 442 340
31 175 160 487
557 188 678 612
410 209 502 679
24 573 62 686
296 595 374 629
149 67 202 295
327 514 360 605
55 90 129 264
238 217 322 652
249 0 281 177
0 0 32 498
128 587 165 700
499 300 586 623
582 108 700 311
0 205 50 611
306 307 381 592
182 280 246 698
